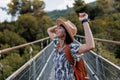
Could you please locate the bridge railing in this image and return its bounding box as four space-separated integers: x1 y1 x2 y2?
75 35 120 80
0 37 50 54
0 35 120 80
0 37 55 80
6 42 54 80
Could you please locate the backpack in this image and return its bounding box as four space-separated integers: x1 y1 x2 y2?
64 44 89 80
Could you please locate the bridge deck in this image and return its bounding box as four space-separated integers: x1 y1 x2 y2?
4 37 120 80
48 67 55 80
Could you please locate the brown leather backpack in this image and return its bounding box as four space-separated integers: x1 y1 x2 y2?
64 44 89 80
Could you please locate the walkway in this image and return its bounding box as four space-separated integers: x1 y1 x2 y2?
49 67 55 80
0 35 120 80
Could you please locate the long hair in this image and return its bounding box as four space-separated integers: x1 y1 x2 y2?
60 24 73 44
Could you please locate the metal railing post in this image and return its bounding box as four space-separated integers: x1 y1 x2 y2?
29 46 33 59
96 43 100 77
33 59 36 80
0 63 5 80
41 42 43 49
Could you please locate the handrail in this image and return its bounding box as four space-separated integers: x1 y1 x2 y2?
2 35 120 80
0 37 50 54
75 35 120 45
1 35 119 54
91 50 120 70
75 35 120 79
6 42 53 80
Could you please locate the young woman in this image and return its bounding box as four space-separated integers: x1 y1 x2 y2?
47 13 95 80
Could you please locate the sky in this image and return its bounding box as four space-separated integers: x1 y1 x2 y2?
0 0 96 22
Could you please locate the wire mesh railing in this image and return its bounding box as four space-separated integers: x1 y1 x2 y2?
75 35 120 80
0 35 120 80
84 51 120 80
6 42 54 80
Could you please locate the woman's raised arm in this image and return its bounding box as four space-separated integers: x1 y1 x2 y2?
78 13 95 54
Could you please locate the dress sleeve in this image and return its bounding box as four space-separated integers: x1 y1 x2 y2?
70 43 80 54
70 43 83 61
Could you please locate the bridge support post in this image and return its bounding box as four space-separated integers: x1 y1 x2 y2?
96 55 99 77
33 60 36 80
29 46 36 80
41 42 43 49
96 43 101 78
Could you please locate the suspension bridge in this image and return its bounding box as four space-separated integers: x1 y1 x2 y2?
0 35 120 80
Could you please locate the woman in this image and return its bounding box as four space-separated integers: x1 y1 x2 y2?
47 13 95 80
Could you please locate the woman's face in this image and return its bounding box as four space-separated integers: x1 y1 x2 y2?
55 26 66 38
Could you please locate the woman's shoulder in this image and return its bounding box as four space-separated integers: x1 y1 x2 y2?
70 41 80 49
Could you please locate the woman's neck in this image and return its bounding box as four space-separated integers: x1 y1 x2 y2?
59 37 65 48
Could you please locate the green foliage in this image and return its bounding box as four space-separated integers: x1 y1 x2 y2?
91 13 120 58
0 53 24 79
15 14 53 41
72 0 120 63
73 0 99 20
96 45 120 66
0 0 53 79
16 14 39 41
67 12 84 35
0 64 12 80
0 29 26 47
73 0 94 16
37 16 53 39
96 0 113 14
47 8 73 22
7 0 20 16
90 20 107 36
0 0 120 79
7 0 45 17
113 0 120 12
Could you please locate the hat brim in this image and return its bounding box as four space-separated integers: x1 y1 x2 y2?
56 19 74 41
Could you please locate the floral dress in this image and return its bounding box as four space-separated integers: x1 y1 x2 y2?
53 38 81 80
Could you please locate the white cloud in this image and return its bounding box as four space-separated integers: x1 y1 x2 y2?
57 5 66 10
57 0 74 10
0 0 11 22
85 0 96 3
0 0 11 7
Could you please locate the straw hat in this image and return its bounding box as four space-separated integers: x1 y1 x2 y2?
56 18 77 41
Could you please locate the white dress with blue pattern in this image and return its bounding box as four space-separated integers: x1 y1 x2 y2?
53 38 81 80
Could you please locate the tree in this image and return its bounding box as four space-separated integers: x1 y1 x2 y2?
0 21 16 32
73 0 87 14
16 14 39 41
0 29 26 47
96 0 113 14
0 53 24 79
113 0 120 12
7 0 45 18
73 0 98 20
37 16 53 38
67 12 84 35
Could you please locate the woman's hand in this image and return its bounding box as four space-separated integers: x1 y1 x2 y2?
47 25 57 40
78 12 95 54
79 13 88 21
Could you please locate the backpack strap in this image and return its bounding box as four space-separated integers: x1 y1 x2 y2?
64 44 89 80
64 44 74 65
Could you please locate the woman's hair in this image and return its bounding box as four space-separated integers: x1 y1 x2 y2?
60 24 73 44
